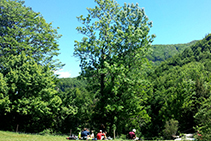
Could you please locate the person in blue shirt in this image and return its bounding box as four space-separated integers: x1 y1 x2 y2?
81 128 90 140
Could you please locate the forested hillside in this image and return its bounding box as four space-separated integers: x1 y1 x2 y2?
57 77 87 91
143 34 211 139
147 40 198 65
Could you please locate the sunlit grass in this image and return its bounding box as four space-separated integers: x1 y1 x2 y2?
0 131 178 141
0 130 66 141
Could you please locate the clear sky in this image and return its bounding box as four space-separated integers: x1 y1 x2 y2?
24 0 211 78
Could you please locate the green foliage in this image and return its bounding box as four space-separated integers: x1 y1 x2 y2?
143 34 211 138
0 53 71 132
147 40 197 65
163 119 179 139
118 134 126 140
0 0 70 133
74 0 155 135
0 0 63 69
0 73 9 111
38 129 54 136
154 34 211 73
56 77 87 92
194 89 211 140
55 77 93 133
1 0 211 138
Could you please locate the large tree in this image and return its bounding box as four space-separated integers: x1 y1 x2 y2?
0 0 71 132
0 0 63 69
74 0 155 135
0 53 70 132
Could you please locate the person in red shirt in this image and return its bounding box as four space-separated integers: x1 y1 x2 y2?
97 130 106 140
128 129 137 140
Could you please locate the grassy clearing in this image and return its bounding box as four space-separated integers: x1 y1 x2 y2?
0 131 178 141
0 130 66 141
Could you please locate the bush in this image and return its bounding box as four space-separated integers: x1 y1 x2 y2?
163 119 179 139
119 134 127 140
39 129 53 135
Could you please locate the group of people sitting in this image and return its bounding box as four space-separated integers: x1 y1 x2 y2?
67 128 109 140
80 128 109 140
67 127 138 140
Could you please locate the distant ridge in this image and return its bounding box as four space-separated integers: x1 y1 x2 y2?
154 33 211 76
147 40 198 65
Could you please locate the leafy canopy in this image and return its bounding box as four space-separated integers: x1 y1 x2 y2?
0 0 63 69
0 0 68 133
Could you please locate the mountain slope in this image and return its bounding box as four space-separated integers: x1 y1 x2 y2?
143 33 211 137
147 40 198 65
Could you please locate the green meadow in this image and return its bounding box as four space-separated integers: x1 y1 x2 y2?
0 131 184 141
0 131 66 141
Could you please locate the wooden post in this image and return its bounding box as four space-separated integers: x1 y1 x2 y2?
16 124 19 133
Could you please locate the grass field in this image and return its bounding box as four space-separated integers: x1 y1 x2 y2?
0 130 66 141
0 130 179 141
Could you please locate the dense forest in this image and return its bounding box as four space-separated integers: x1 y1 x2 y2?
144 34 211 138
147 40 198 65
0 0 210 140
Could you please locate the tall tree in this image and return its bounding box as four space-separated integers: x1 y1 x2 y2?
0 0 69 132
0 0 63 69
74 0 155 135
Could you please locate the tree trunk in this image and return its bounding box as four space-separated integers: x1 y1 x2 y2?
113 129 115 139
16 124 19 133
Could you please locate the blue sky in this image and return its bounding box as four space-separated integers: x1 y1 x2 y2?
24 0 211 78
